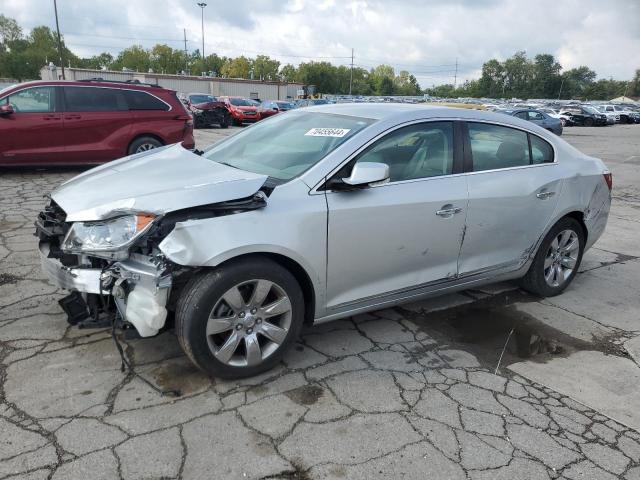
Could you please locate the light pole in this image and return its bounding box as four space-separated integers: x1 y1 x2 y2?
53 0 65 79
197 3 207 61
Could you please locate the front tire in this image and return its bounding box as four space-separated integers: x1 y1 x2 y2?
521 217 585 297
584 117 594 127
176 258 305 379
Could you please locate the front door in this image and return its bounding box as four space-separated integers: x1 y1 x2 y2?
458 121 562 276
0 86 66 165
325 121 468 310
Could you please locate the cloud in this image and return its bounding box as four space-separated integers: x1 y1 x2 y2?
3 0 638 85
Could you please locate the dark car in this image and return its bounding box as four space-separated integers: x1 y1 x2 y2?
502 108 563 135
217 96 260 125
0 79 194 166
258 100 295 119
559 106 608 127
184 93 231 129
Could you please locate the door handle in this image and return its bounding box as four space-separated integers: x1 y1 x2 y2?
42 115 61 121
536 191 556 199
64 115 82 120
436 206 462 217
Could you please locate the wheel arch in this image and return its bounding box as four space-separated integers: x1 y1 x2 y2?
209 252 317 326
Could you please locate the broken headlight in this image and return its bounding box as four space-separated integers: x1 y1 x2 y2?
62 214 155 255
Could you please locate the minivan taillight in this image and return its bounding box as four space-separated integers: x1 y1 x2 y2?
603 171 612 191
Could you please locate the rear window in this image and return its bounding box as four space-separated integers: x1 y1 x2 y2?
124 90 170 111
64 87 127 112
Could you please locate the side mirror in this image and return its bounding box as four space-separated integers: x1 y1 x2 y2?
0 104 14 115
342 162 390 187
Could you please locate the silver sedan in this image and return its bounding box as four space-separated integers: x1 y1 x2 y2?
38 104 611 378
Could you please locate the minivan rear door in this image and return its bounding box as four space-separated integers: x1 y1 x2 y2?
62 86 132 163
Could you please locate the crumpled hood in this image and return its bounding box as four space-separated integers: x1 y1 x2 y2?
52 144 267 221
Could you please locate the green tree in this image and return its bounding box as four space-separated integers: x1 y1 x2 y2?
0 14 22 49
111 45 150 72
252 55 280 81
221 56 251 78
279 63 298 82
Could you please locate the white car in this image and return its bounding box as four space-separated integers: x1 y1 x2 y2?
539 108 573 127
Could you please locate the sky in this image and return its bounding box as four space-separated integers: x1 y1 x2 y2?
2 0 639 86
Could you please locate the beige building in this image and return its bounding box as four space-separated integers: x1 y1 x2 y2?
40 66 304 101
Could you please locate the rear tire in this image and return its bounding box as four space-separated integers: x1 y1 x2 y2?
128 136 162 155
176 258 305 379
521 217 585 297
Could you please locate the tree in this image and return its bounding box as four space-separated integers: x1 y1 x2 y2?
252 55 280 81
78 52 114 70
111 45 150 72
279 64 298 82
531 54 561 98
0 14 22 49
561 66 597 98
221 56 251 78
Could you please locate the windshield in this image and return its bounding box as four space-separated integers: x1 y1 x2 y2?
0 84 16 97
229 98 253 106
203 111 375 181
276 102 294 110
583 106 599 114
189 94 214 103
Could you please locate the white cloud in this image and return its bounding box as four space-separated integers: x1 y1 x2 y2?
2 0 638 85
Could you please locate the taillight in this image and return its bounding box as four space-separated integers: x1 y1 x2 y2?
603 171 612 191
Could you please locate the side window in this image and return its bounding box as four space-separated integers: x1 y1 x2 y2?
354 122 454 182
468 122 530 171
514 111 528 120
4 87 57 113
64 87 127 112
124 90 169 111
529 134 554 164
528 111 545 121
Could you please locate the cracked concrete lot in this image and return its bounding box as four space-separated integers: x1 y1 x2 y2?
1 125 640 479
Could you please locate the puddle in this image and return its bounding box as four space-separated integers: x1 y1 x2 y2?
399 290 629 371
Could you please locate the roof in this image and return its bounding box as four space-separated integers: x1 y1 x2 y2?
304 102 538 125
3 79 167 91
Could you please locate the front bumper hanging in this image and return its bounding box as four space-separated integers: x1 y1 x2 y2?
39 242 172 337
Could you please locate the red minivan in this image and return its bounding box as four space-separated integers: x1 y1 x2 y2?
0 79 195 166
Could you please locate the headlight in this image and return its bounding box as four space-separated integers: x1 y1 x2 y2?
62 214 156 254
191 107 203 113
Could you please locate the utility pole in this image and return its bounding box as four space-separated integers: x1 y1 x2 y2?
557 77 565 100
53 0 65 79
197 3 207 60
349 48 354 95
183 28 189 74
453 57 458 89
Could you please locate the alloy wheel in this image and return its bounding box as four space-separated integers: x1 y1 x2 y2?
135 143 157 152
543 229 579 287
206 279 292 367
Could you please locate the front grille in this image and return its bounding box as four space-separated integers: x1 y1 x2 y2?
244 111 257 116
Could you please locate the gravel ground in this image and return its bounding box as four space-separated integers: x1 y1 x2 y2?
1 124 639 479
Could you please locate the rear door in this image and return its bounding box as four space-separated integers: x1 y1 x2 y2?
124 89 176 142
458 122 562 277
0 86 66 165
62 86 132 163
325 121 468 310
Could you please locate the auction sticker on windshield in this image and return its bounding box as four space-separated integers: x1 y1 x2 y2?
305 128 351 137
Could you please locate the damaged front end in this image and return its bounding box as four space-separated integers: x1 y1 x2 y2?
35 192 268 337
